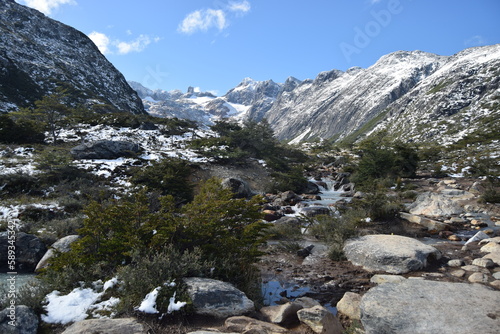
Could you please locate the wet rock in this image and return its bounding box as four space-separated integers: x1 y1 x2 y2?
297 245 315 258
300 206 331 217
360 280 500 334
0 305 38 334
343 235 441 274
301 181 321 195
465 231 490 245
336 292 361 320
61 318 145 334
225 316 288 334
184 278 254 318
297 305 344 334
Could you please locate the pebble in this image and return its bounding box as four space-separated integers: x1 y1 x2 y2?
461 265 481 272
480 242 500 253
370 274 406 285
447 259 464 267
450 269 466 278
490 280 500 290
448 235 462 241
468 272 489 283
450 217 467 224
472 258 494 268
493 272 500 280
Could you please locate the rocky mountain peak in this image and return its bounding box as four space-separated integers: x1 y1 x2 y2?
0 0 145 114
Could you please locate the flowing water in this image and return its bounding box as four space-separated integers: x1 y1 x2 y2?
261 178 348 313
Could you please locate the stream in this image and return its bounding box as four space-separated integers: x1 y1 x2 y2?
261 178 349 313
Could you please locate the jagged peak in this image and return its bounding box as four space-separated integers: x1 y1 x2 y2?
313 69 344 84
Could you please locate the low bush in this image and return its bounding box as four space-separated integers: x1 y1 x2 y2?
42 179 270 303
308 209 365 261
116 246 213 314
130 158 194 205
0 173 41 197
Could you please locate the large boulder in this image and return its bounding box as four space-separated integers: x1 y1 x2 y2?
360 279 500 334
221 178 255 198
0 232 47 272
0 305 38 334
70 140 141 160
183 278 254 318
343 234 441 274
35 235 79 271
61 318 145 334
407 192 466 217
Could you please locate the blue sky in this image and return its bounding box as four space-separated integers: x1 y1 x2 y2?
16 0 500 96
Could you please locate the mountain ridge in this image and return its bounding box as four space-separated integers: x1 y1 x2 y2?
132 45 499 146
0 0 145 114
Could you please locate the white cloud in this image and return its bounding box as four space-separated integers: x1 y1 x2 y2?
88 31 111 55
117 35 152 55
228 0 251 13
178 9 227 34
88 32 158 55
178 1 251 35
18 0 76 15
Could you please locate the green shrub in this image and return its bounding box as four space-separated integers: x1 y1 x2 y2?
43 179 270 301
116 246 213 314
351 136 419 190
308 210 365 261
0 114 45 144
480 177 500 204
190 119 308 170
0 173 41 197
351 190 403 221
130 158 194 204
269 166 309 193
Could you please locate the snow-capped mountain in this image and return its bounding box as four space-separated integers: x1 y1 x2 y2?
0 0 144 114
130 77 288 124
134 45 499 146
378 44 500 145
266 50 448 143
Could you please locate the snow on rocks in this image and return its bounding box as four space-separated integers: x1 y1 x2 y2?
42 277 120 325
